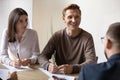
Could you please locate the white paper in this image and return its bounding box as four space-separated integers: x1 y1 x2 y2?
0 69 9 80
0 64 8 69
39 68 75 80
3 64 33 72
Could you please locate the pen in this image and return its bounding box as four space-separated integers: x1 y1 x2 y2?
15 53 22 68
52 75 66 80
52 58 56 64
17 53 20 60
51 58 60 73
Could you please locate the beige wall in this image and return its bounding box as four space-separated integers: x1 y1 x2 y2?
32 0 65 52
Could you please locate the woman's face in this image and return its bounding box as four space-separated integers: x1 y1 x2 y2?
16 15 28 34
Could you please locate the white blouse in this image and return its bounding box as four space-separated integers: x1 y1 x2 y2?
0 29 40 65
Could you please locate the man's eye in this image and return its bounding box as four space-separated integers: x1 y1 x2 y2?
68 16 72 19
75 16 80 19
25 19 28 22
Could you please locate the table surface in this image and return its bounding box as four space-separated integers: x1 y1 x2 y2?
18 69 49 80
0 63 78 80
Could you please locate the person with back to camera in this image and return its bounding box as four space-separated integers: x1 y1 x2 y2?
0 72 18 80
0 8 40 68
39 4 96 74
78 22 120 80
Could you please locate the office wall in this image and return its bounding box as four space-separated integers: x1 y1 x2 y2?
0 0 33 46
32 0 120 63
32 0 65 53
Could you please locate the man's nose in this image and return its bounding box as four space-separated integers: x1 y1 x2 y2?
71 18 76 22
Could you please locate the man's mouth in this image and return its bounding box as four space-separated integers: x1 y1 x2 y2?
70 23 77 26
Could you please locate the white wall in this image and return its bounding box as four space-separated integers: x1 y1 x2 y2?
0 0 33 44
71 0 120 63
33 0 120 63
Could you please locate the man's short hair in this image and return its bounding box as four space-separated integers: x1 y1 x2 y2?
62 4 81 16
106 22 120 48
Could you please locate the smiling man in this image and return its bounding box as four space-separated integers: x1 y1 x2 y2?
39 4 96 74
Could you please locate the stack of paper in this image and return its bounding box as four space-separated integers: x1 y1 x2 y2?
39 68 75 80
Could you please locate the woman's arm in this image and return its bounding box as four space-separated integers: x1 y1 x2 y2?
0 29 11 65
30 30 40 64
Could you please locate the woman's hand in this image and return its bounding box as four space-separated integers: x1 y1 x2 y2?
21 58 31 66
9 59 21 68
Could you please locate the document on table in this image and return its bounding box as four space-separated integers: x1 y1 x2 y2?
0 69 9 80
39 68 75 80
3 64 33 72
0 63 8 69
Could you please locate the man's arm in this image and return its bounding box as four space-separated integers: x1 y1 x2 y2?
83 36 96 64
38 33 58 70
72 36 96 73
59 35 96 74
53 35 96 74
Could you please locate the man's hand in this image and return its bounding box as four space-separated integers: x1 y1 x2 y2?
48 63 58 73
8 72 18 80
21 58 31 66
57 64 73 74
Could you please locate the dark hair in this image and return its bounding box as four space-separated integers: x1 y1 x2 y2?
62 4 81 16
8 8 28 42
106 22 120 48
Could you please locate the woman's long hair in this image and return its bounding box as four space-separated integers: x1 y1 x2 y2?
8 8 28 42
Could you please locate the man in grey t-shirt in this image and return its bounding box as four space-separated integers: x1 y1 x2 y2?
39 4 96 74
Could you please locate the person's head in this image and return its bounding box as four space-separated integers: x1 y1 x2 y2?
104 22 120 59
8 72 18 80
8 8 28 42
62 4 81 31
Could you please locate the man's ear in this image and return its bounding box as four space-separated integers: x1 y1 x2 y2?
62 16 65 22
106 38 112 49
